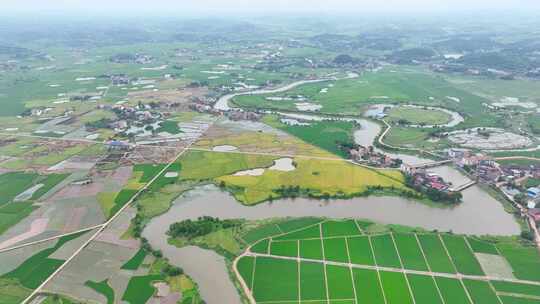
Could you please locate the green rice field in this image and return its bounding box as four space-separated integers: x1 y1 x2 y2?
236 218 540 304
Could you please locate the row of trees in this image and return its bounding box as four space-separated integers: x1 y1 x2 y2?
167 216 242 239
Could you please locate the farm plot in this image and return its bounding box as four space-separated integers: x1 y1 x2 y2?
0 230 94 303
237 218 540 304
441 234 485 276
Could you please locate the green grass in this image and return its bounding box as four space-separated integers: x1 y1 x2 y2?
251 239 269 254
383 126 447 149
277 218 324 233
407 274 443 304
121 249 148 270
157 120 182 134
491 281 540 298
121 274 165 304
497 242 540 281
386 106 452 126
133 164 167 183
242 223 282 244
435 277 471 304
347 236 375 266
237 256 255 290
274 225 321 241
0 278 31 304
0 202 38 235
266 117 356 158
300 262 327 301
0 172 38 205
393 233 429 271
252 257 298 302
107 189 138 218
379 271 414 304
322 220 362 237
467 238 499 255
370 234 401 268
463 279 500 304
31 173 69 200
85 279 115 304
441 235 484 276
417 234 456 273
270 240 298 258
323 237 349 263
352 269 385 304
299 239 323 260
178 150 277 181
326 265 355 300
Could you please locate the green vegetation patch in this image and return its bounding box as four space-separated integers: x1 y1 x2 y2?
407 274 443 304
157 120 182 134
379 271 414 304
353 269 385 304
417 234 456 273
322 220 362 237
386 106 452 126
0 202 37 235
85 279 115 304
275 225 321 241
463 279 500 304
326 265 355 300
347 236 375 266
300 262 327 301
178 150 276 181
266 116 356 158
441 234 484 276
370 234 401 268
498 242 540 281
435 277 471 304
237 256 255 290
250 239 269 254
270 240 298 258
242 223 282 244
467 238 499 255
252 257 298 302
299 239 323 260
121 249 148 270
492 281 540 298
393 233 429 271
277 217 324 233
0 172 38 205
121 274 165 304
323 237 349 263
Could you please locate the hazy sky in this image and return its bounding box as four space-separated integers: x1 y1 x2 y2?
4 0 540 15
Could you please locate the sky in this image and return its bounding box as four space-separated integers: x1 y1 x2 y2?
3 0 540 15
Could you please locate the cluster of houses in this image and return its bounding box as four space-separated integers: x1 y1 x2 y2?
408 170 451 192
448 148 540 215
189 101 262 121
349 145 402 168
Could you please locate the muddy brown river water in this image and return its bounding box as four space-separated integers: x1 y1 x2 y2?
143 182 520 304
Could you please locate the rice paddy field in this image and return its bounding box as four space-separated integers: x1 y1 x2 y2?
236 218 540 304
